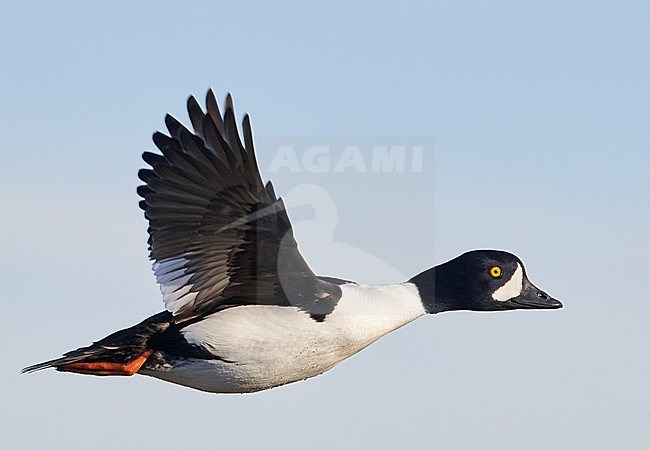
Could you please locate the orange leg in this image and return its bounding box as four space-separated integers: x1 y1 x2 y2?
58 350 154 376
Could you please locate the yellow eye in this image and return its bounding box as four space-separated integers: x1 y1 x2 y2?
490 266 502 278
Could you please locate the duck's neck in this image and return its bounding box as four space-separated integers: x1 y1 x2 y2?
409 267 457 314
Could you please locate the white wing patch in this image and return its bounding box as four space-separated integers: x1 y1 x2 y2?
153 254 198 315
492 263 523 302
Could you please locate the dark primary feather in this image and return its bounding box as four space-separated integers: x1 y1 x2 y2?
138 90 341 323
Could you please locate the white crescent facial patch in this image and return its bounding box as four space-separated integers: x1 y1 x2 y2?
492 263 523 302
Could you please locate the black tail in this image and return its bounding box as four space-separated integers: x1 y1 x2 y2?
22 311 172 376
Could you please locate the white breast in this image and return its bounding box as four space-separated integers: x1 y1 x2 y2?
143 283 426 393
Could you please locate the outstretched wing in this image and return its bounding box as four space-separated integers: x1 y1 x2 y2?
138 90 341 323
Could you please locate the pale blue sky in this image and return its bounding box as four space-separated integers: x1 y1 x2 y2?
1 1 648 449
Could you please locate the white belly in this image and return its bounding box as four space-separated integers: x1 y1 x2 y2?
140 283 426 393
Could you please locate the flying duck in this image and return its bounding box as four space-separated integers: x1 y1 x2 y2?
23 91 563 393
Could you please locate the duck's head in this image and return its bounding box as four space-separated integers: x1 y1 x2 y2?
410 250 563 314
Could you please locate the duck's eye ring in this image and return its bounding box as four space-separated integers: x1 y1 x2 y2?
489 266 502 278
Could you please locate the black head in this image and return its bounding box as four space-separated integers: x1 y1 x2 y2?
410 250 562 314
